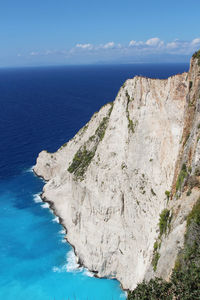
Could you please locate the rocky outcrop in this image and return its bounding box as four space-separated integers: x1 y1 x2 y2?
34 52 200 290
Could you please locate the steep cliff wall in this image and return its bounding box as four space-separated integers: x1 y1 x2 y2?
34 53 200 291
150 52 200 282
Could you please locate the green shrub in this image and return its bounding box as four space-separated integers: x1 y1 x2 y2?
127 278 173 300
159 209 170 236
68 146 95 179
125 90 136 133
121 162 126 170
151 209 171 271
152 252 160 272
61 142 67 148
195 167 200 176
170 197 200 298
186 189 191 196
186 198 200 227
128 119 137 133
95 117 109 141
165 190 170 199
176 164 188 192
193 49 200 66
153 240 160 251
126 90 131 102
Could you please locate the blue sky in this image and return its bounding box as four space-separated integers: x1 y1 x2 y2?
1 0 200 66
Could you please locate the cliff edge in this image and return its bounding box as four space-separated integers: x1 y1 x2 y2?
34 52 200 291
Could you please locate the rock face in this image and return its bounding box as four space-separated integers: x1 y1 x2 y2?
34 54 200 290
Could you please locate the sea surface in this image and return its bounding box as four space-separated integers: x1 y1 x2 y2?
0 63 189 300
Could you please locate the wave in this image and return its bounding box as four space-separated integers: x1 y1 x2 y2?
83 268 94 277
49 208 54 214
52 250 79 273
33 193 42 203
41 203 50 209
52 216 59 223
52 249 95 278
59 229 66 235
66 250 94 277
66 249 80 272
25 166 34 173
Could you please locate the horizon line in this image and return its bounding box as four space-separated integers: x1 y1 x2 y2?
0 61 190 70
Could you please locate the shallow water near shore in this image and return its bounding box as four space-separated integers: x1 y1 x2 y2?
0 170 125 300
0 63 189 299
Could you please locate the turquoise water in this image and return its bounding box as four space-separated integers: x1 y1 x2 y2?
0 169 125 300
0 64 189 299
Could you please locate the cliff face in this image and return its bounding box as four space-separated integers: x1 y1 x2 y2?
34 54 200 290
152 54 200 282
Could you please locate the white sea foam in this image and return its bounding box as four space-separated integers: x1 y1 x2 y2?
52 216 59 223
61 238 66 243
25 166 34 173
52 249 95 277
52 250 79 273
52 264 68 273
59 229 66 235
41 203 50 209
52 266 62 273
83 268 94 277
47 207 54 214
66 249 79 272
121 291 128 298
33 193 42 203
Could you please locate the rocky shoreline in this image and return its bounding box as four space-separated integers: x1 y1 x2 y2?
36 180 126 288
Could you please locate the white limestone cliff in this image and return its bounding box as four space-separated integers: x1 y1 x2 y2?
34 55 200 290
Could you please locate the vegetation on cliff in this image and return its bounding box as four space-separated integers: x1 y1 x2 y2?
125 90 137 133
176 163 188 192
193 49 200 66
152 209 172 271
68 103 113 180
128 198 200 300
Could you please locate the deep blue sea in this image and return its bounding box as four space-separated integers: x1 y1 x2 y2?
0 63 189 300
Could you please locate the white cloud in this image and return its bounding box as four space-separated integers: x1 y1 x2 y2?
129 40 144 47
146 37 164 47
192 38 200 45
103 42 115 49
166 41 179 49
43 50 68 56
75 43 93 50
27 37 200 63
128 37 200 54
73 41 120 51
165 38 200 54
129 37 164 48
30 51 39 56
129 40 137 46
